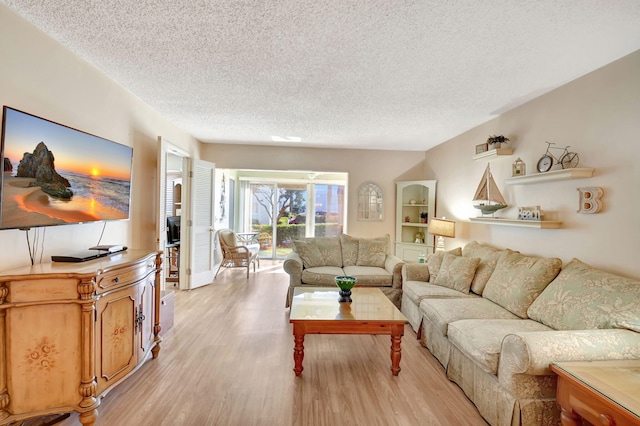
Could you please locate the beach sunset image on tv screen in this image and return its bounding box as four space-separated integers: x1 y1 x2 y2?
0 107 133 229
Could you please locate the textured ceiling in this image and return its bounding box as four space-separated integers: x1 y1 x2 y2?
2 1 640 151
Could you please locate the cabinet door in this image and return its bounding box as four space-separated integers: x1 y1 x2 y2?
95 287 137 395
396 243 428 263
138 274 156 360
4 302 84 414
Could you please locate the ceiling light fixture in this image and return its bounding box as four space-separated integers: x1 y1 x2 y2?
271 136 302 143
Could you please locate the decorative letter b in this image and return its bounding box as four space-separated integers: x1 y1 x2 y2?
577 187 603 214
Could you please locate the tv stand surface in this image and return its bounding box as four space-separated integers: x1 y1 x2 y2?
52 247 128 262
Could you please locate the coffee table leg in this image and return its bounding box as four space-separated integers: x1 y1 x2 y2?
292 323 305 376
390 324 404 376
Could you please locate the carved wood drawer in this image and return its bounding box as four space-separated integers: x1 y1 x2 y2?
96 256 156 292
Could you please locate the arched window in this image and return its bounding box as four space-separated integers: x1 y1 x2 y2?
357 182 383 221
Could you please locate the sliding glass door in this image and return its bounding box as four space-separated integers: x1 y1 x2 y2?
313 184 344 237
246 180 346 259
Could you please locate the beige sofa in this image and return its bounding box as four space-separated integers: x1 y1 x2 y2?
401 241 640 426
283 234 404 308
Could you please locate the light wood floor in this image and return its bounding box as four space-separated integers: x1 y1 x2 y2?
58 260 488 426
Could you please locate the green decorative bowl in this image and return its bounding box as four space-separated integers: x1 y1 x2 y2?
335 275 357 291
335 276 357 302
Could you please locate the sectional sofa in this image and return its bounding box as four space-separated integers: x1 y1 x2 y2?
401 241 640 426
282 233 404 308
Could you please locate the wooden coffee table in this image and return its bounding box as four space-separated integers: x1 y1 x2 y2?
551 360 640 425
289 287 408 376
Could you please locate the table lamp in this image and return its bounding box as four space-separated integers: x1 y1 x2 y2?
428 218 456 251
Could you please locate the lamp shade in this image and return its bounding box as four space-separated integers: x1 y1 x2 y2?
428 218 456 238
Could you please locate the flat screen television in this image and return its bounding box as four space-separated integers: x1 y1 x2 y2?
167 216 181 245
0 106 133 230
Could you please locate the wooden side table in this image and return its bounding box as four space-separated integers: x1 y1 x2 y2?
550 360 640 426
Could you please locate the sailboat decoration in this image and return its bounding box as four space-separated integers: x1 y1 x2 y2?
473 164 508 216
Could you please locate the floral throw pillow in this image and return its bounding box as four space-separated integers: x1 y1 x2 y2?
293 237 342 268
483 249 561 319
293 240 323 268
356 235 389 268
433 253 481 294
528 258 640 330
340 234 359 267
462 241 504 295
426 247 462 283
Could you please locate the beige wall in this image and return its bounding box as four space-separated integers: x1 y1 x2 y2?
200 144 425 238
0 5 200 270
425 49 640 278
2 2 637 277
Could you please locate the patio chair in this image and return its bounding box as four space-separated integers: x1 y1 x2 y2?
215 229 260 279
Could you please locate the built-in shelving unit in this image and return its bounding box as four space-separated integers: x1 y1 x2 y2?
505 167 594 185
469 217 562 229
396 180 436 261
472 147 513 160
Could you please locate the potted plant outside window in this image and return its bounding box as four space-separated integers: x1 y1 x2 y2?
487 135 510 149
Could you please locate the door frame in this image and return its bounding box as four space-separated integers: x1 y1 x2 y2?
156 137 191 290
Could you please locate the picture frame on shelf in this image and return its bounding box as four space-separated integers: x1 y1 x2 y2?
475 143 489 154
512 158 526 176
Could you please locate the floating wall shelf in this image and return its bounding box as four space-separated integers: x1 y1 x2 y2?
505 168 594 185
401 222 429 228
472 147 513 160
469 217 562 229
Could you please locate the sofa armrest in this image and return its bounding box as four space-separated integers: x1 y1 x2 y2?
283 252 303 307
401 263 430 283
283 252 303 282
384 255 405 289
500 329 640 377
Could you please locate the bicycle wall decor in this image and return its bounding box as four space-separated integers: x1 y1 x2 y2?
536 141 579 173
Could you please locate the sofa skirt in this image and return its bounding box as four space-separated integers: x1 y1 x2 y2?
420 319 453 369
447 345 559 426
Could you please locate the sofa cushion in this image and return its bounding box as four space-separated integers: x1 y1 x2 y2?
611 316 640 333
448 319 553 374
219 230 238 247
434 253 480 294
426 247 463 283
483 250 562 319
404 280 478 305
301 266 345 285
294 237 342 268
420 298 520 337
356 235 389 268
462 241 504 295
343 266 392 286
340 234 359 267
528 258 640 330
293 240 323 268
